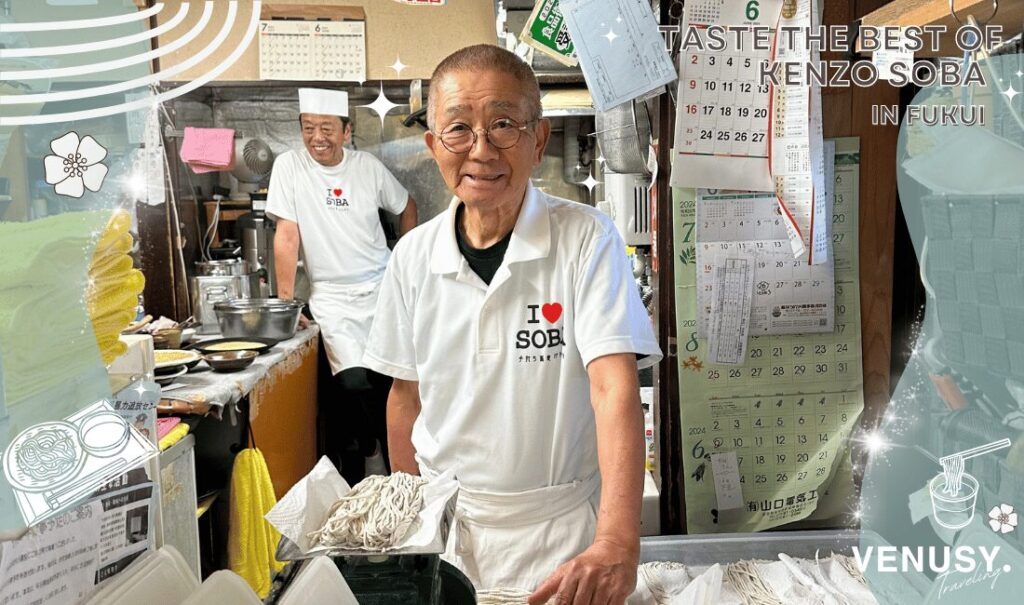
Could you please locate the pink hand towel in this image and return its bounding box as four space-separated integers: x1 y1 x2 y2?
180 127 236 173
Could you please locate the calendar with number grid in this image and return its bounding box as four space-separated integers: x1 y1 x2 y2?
695 191 835 337
670 0 783 192
259 20 366 82
674 138 863 533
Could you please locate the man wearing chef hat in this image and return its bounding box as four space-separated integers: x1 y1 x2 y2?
363 46 660 604
268 88 417 478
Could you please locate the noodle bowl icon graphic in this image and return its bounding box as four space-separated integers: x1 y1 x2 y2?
1 400 156 526
929 439 1012 530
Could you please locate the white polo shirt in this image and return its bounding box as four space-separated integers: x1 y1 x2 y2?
363 183 662 491
266 148 408 285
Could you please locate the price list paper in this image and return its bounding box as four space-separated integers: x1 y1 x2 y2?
259 20 366 82
670 0 783 191
673 138 863 533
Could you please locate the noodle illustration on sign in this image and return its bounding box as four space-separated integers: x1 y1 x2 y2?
929 439 1012 530
1 400 158 526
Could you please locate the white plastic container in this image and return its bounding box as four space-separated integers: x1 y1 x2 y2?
279 556 359 605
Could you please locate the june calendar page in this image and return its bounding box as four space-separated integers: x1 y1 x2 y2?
671 0 783 191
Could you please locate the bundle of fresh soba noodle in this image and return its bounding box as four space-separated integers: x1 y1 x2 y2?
307 472 427 550
630 554 877 605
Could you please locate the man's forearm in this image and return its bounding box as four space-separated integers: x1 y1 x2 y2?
274 222 300 300
398 197 418 236
589 356 645 554
387 378 421 474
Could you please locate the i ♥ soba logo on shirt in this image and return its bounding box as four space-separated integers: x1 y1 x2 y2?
516 302 564 351
325 186 349 208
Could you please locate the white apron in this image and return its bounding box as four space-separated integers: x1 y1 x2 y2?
308 279 381 375
423 463 600 592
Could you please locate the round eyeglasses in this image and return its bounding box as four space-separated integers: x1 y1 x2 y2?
435 118 536 154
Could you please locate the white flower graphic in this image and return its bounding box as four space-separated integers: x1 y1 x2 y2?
44 132 108 198
988 504 1018 534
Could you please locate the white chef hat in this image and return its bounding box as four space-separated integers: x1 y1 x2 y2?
298 88 349 118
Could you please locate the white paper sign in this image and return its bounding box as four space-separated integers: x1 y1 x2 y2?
560 0 676 111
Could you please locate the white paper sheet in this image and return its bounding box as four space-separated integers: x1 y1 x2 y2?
560 0 676 111
265 456 459 557
707 256 754 365
770 0 828 264
696 191 835 337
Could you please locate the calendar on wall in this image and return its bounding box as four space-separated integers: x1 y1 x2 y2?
259 19 366 82
695 190 836 341
674 138 863 533
670 0 783 192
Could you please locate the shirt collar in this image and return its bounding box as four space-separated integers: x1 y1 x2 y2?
430 181 551 275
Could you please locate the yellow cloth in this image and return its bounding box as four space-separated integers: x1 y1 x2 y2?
228 448 285 598
158 423 190 451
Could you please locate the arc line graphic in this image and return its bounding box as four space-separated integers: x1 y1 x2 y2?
0 2 165 33
2 2 213 82
1 1 214 82
0 2 262 127
0 2 189 59
3 2 233 106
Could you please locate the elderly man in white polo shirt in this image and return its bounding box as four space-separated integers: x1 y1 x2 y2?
268 88 417 481
363 46 661 604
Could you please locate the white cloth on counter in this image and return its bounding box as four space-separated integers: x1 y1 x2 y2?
363 182 662 493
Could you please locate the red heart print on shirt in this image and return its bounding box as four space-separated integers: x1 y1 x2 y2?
333 188 343 197
542 302 562 324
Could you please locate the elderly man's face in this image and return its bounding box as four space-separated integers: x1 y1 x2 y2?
425 69 550 211
301 114 350 166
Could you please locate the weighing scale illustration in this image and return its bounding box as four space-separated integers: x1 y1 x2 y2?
1 399 157 526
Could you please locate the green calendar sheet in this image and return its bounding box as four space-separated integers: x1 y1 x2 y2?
673 138 864 533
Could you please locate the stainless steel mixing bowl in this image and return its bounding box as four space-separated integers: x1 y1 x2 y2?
213 298 305 341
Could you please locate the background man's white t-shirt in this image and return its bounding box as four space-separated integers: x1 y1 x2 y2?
266 148 408 285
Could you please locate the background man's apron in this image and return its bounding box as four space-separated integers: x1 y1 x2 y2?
423 463 601 592
308 279 381 375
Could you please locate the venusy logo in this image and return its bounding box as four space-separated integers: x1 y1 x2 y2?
852 545 1007 574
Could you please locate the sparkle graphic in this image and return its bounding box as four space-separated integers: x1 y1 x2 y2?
616 16 623 23
389 56 408 77
1017 70 1023 78
581 173 601 194
359 84 401 127
1002 85 1020 103
604 28 618 44
133 383 148 398
595 153 606 165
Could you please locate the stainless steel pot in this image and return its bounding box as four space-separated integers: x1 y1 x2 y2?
213 298 305 341
195 259 247 277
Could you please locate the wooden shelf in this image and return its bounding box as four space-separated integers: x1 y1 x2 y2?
861 0 1024 57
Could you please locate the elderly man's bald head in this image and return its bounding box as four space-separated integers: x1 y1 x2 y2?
426 45 542 131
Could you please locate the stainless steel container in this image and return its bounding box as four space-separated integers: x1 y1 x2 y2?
240 211 276 297
191 276 242 335
195 259 247 277
213 298 304 341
